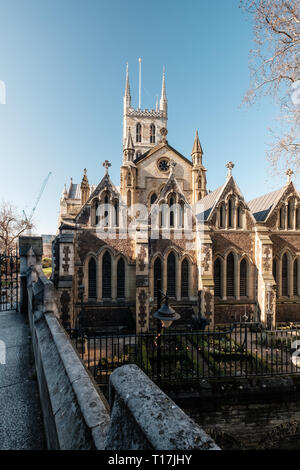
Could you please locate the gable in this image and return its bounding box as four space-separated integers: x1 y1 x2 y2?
135 143 192 192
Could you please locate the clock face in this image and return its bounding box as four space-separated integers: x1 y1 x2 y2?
158 158 170 172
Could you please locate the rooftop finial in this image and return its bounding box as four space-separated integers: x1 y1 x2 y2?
103 160 111 175
226 161 234 178
159 65 167 114
286 168 294 183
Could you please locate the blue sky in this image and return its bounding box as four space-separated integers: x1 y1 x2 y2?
0 0 294 234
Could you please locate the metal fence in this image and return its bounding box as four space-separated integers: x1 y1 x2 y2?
0 254 19 311
67 322 300 387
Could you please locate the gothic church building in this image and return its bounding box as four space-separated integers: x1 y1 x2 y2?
53 65 300 332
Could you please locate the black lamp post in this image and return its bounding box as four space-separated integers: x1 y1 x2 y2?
153 279 180 383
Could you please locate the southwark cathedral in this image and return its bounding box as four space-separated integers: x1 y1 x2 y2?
52 65 300 332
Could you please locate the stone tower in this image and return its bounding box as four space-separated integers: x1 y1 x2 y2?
123 63 168 159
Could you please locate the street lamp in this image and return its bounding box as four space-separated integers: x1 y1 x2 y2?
153 279 180 384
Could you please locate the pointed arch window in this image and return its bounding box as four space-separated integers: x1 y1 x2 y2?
273 258 278 297
136 123 142 143
228 198 233 228
88 258 97 299
282 253 288 297
293 259 298 297
104 195 109 227
214 258 221 298
237 206 242 228
127 190 131 207
167 252 176 297
154 258 162 297
150 193 157 205
102 251 112 298
220 203 225 228
169 197 174 227
117 258 125 298
288 199 293 229
94 200 100 226
114 201 119 226
181 259 189 298
150 124 155 144
279 207 285 229
226 252 235 297
240 258 247 297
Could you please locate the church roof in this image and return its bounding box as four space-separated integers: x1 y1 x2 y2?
196 184 225 221
134 141 192 166
247 188 285 222
68 184 96 200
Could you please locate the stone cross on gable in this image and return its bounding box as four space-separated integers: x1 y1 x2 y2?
103 160 111 175
226 161 235 178
286 168 294 183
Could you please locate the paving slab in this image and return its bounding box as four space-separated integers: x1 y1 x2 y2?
0 310 45 450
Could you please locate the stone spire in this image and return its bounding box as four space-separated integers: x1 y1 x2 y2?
123 127 135 162
124 63 131 113
80 168 90 205
191 130 203 166
159 66 167 115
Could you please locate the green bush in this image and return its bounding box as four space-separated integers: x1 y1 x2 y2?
42 257 52 268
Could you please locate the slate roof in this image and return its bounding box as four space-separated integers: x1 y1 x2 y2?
68 184 96 200
247 188 285 222
196 184 225 221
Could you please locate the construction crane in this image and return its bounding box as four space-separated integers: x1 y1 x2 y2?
23 172 52 233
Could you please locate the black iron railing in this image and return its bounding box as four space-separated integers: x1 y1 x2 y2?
67 322 300 386
0 254 19 311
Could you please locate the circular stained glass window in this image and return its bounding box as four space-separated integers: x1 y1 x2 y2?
158 158 170 172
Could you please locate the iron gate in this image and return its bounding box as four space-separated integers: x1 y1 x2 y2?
0 254 19 311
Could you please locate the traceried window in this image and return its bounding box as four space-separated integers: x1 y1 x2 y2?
282 253 288 297
226 252 235 297
117 258 125 298
214 258 221 298
154 258 162 297
88 258 97 299
167 252 176 298
150 124 155 144
181 259 189 298
104 195 109 227
102 251 112 298
94 200 100 226
273 258 278 297
136 123 142 143
240 258 247 297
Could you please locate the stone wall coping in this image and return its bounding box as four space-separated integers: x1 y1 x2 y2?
108 364 219 450
42 311 110 448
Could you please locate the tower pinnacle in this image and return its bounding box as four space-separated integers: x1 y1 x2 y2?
159 66 167 115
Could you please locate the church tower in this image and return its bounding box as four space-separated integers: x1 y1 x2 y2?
191 130 207 202
123 62 168 159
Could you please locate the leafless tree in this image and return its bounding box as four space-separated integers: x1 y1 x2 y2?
0 201 33 254
241 0 300 173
